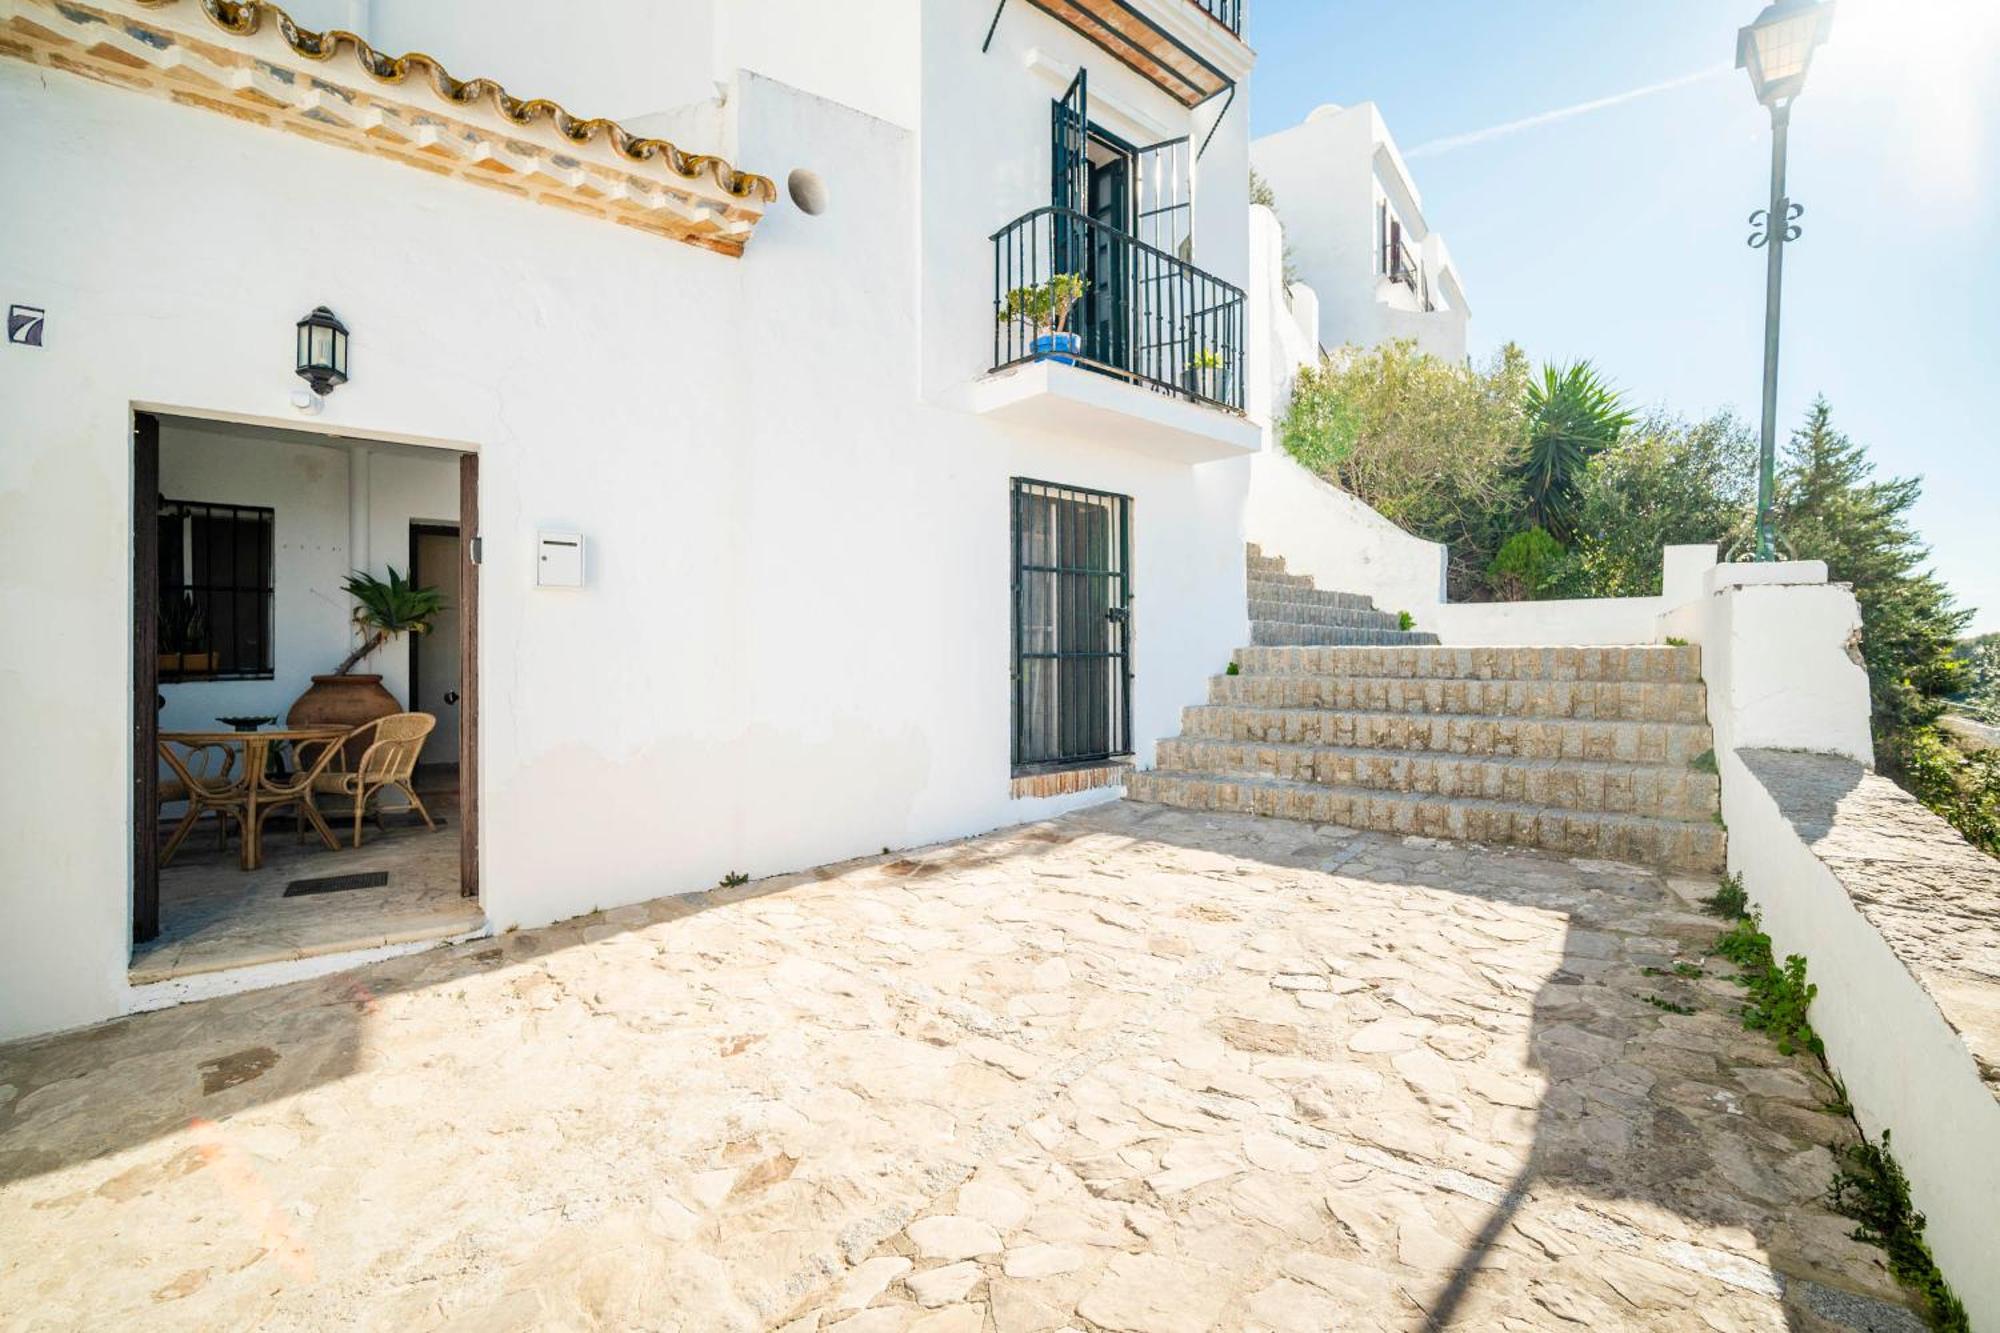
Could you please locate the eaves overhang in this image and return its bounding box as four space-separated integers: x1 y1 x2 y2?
1019 0 1251 109
0 0 777 255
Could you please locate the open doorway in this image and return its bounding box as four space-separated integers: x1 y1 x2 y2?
131 412 482 985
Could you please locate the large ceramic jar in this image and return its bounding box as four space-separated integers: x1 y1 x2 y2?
288 673 399 765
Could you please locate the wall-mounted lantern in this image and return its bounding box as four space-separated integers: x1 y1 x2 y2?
295 306 350 395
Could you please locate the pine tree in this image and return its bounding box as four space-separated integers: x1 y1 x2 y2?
1773 398 1970 739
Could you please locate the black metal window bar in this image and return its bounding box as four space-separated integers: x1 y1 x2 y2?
1012 479 1132 772
158 498 275 680
993 205 1246 412
1191 0 1244 36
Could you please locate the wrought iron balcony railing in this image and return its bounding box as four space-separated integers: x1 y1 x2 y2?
1386 238 1420 292
993 206 1246 414
1192 0 1244 36
1384 237 1437 312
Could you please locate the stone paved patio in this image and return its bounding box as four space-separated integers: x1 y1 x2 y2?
0 803 1918 1331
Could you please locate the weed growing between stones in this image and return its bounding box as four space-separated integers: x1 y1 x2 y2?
1702 872 1748 920
1225 661 1241 676
1398 610 1415 631
1702 872 1969 1329
719 871 749 888
1828 1134 1971 1332
1690 748 1718 774
1642 994 1697 1015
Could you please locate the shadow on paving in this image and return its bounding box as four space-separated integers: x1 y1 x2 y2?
0 827 1083 1188
0 801 1923 1330
1073 801 1922 1333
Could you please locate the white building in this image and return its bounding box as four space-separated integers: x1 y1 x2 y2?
1251 102 1470 363
0 0 1258 1039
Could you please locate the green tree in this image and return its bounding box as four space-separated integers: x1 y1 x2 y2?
1773 398 1969 739
1954 634 2000 725
1281 340 1530 597
1557 410 1757 598
1519 361 1634 544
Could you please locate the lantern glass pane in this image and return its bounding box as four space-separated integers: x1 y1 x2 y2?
1752 12 1819 85
309 323 333 368
332 329 347 375
297 323 310 370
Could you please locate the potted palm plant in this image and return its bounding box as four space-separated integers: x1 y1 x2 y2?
288 566 448 744
998 272 1086 365
1191 347 1224 402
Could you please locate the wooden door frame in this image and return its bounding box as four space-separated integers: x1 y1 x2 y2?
131 413 483 956
457 452 480 900
133 411 161 943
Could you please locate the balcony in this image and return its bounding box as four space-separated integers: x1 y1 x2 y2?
1384 238 1436 313
1019 0 1246 107
973 205 1259 465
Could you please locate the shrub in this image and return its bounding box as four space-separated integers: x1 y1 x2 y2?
1487 528 1566 601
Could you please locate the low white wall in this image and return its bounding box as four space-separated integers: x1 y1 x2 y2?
1246 451 1446 619
1682 567 1992 1325
1721 751 2000 1328
1427 595 1663 647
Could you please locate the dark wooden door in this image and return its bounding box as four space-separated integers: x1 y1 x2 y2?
1084 155 1131 371
133 412 160 943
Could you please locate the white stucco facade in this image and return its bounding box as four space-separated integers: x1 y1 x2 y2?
0 0 1256 1039
1251 102 1470 364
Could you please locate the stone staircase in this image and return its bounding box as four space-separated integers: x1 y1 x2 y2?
1247 543 1440 647
1127 548 1725 872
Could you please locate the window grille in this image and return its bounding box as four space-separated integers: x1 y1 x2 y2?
158 499 274 680
1012 479 1133 771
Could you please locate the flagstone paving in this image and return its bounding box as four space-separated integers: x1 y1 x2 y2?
0 803 1920 1331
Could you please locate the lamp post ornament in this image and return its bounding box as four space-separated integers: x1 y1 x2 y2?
1737 0 1835 561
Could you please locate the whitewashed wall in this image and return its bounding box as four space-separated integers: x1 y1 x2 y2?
0 12 1251 1038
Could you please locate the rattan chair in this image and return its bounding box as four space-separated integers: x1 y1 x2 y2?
158 740 243 865
308 713 438 848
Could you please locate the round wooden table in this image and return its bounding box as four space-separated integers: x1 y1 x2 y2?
159 727 349 871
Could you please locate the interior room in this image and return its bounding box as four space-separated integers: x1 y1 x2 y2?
131 415 482 985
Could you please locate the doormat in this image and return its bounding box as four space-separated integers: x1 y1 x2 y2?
283 871 389 898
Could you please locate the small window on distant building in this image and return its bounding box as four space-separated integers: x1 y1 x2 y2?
1375 201 1388 274
158 500 274 680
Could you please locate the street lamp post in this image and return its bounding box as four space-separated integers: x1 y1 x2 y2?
1737 0 1835 561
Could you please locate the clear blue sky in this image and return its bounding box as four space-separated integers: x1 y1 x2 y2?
1246 0 1999 634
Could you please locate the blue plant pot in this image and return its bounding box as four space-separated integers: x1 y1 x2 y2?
1033 332 1081 366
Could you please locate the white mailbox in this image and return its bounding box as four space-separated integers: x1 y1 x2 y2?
536 530 585 587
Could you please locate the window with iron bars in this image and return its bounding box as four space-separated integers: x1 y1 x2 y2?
158 499 274 680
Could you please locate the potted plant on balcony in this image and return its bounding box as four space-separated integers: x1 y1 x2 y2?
287 566 447 750
999 272 1086 366
1191 347 1224 402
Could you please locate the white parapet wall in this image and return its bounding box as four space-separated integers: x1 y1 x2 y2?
1674 562 1998 1326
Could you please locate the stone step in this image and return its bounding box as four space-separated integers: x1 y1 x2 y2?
1180 703 1717 767
1246 580 1378 613
1246 599 1405 630
1208 673 1709 725
1233 644 1703 685
1126 770 1726 873
1246 567 1316 589
1153 737 1720 822
1245 554 1292 578
1250 622 1443 648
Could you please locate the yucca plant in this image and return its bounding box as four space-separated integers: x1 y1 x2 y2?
333 566 446 675
1521 360 1633 544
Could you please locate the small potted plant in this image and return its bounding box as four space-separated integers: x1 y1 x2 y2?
1191 347 1224 401
288 566 447 748
998 272 1086 365
157 591 218 676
